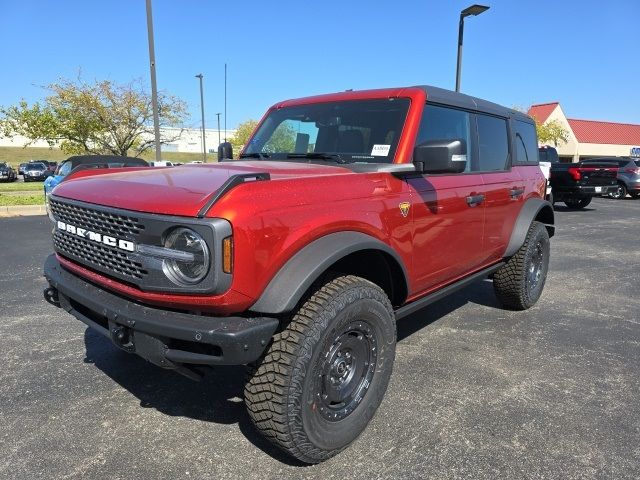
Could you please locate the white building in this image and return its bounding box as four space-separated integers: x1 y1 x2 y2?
0 127 236 154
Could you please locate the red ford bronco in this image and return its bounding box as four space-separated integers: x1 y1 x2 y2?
43 85 554 463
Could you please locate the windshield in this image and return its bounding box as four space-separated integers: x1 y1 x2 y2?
26 163 45 171
0 163 7 169
243 98 410 163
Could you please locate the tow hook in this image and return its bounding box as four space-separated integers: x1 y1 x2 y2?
110 325 135 353
43 287 60 307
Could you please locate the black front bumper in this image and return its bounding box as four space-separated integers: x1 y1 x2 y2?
44 254 278 376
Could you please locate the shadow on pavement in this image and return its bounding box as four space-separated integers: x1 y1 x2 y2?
83 328 304 466
82 278 501 465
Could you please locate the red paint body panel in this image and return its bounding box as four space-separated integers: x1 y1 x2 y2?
50 87 547 315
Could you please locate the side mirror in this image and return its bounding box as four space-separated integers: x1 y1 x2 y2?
413 139 467 174
218 142 233 161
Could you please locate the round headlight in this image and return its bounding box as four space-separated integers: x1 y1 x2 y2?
162 228 210 285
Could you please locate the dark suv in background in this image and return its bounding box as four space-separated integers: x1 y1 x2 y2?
581 157 640 199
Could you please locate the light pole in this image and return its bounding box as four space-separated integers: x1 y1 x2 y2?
455 4 490 93
195 74 206 162
145 0 161 161
216 113 221 146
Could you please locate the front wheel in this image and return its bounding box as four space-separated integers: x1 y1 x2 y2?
564 197 591 209
244 275 396 464
493 221 550 310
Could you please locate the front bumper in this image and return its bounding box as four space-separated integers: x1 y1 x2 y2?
44 254 278 376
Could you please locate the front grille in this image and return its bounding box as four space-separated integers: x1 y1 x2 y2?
54 230 147 280
50 198 145 237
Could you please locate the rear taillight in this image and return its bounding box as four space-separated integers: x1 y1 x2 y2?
568 167 581 181
624 167 640 175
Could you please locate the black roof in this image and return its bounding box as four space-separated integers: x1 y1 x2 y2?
416 85 533 124
62 155 149 170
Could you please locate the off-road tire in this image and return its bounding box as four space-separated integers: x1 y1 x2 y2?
244 275 396 464
564 197 591 209
493 221 550 310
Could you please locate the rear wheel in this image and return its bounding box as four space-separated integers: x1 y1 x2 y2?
610 183 627 200
630 192 640 199
494 221 550 310
244 275 396 464
564 197 591 209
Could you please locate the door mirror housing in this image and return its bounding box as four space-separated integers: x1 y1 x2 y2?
218 142 233 161
413 139 467 174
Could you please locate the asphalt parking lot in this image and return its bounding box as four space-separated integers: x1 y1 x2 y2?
1 197 639 480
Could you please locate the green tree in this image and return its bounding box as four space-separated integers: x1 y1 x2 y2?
0 77 188 156
536 119 569 147
230 119 258 156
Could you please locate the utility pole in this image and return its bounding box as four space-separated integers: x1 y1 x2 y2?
145 0 162 161
224 63 227 141
195 74 206 162
216 112 221 146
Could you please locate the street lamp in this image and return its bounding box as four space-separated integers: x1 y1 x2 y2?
455 4 490 93
195 74 206 162
216 112 221 147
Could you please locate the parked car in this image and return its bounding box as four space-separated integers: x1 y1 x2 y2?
149 160 174 167
44 155 149 196
580 157 640 199
0 162 18 182
18 163 28 175
549 158 618 208
43 85 554 464
23 162 52 182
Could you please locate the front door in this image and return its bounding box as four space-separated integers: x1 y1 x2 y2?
408 103 487 293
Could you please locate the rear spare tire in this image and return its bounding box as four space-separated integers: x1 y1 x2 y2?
244 275 396 464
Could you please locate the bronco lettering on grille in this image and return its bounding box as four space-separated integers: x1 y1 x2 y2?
56 220 135 252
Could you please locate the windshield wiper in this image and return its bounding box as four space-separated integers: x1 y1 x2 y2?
239 152 270 159
286 152 348 164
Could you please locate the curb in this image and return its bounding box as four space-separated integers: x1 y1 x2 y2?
0 204 47 217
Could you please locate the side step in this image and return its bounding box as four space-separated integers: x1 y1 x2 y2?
394 262 504 320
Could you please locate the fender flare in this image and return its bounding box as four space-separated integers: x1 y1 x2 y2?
249 231 409 315
504 198 555 258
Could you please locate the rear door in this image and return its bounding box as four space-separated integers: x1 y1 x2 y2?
476 114 523 261
407 103 487 291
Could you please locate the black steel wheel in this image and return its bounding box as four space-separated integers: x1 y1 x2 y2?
245 275 396 464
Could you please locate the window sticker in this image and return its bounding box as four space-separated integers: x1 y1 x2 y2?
371 144 391 156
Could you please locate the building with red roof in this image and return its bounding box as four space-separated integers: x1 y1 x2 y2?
527 103 640 162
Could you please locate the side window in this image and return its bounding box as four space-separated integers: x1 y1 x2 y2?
514 120 539 164
416 104 473 172
476 114 509 171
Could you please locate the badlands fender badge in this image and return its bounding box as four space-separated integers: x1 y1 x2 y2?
399 201 410 218
56 220 135 252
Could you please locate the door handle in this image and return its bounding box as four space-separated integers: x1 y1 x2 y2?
510 188 525 199
466 194 485 206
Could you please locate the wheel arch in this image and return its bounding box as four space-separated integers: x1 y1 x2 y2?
504 198 555 258
249 232 409 314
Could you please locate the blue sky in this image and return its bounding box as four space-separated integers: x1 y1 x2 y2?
1 0 638 130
